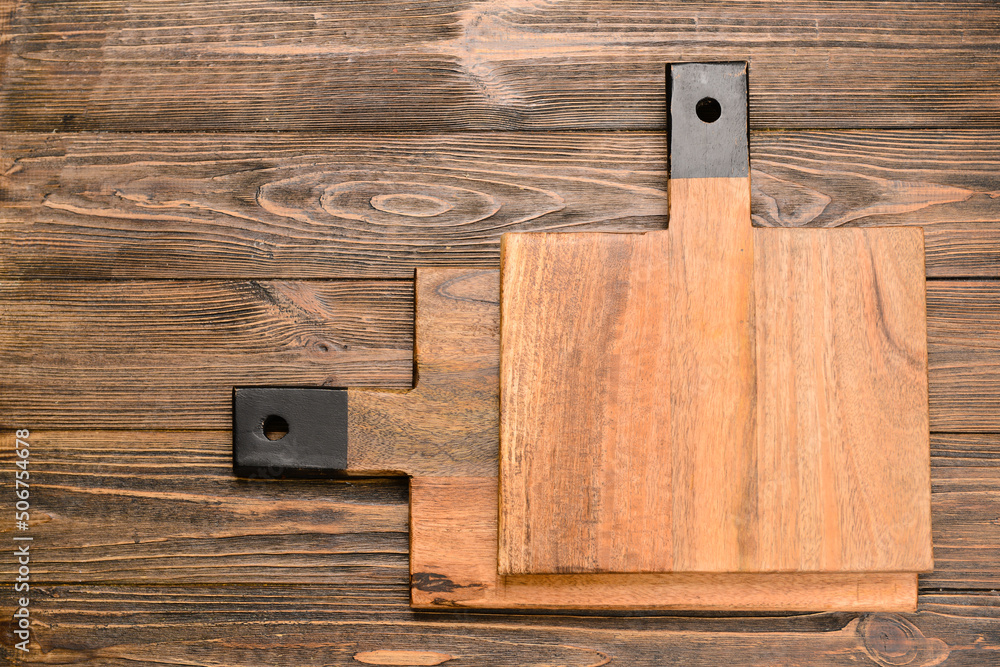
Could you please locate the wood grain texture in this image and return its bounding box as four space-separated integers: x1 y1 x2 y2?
410 251 917 609
0 432 996 590
754 228 932 573
749 131 1000 233
413 477 917 612
499 232 672 575
0 280 413 428
0 431 409 584
354 650 455 666
0 0 995 653
4 586 998 667
929 463 1000 591
0 0 16 80
923 230 1000 279
1 1 999 131
928 282 1000 432
498 191 934 580
1 131 997 279
667 177 757 572
500 179 757 576
1 278 997 431
931 433 1000 467
347 268 499 478
347 259 909 609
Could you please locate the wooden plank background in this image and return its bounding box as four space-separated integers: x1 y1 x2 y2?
2 1 999 664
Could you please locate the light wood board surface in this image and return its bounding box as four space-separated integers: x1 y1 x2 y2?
413 477 917 612
754 227 932 573
499 231 672 575
402 267 922 610
666 177 758 573
347 268 499 478
499 178 756 575
499 182 930 579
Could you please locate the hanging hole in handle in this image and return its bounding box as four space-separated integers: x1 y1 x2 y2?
262 414 289 441
695 97 722 123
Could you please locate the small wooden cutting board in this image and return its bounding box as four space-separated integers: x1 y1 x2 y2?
498 63 931 581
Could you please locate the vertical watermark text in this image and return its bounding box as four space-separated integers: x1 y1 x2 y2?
12 429 33 654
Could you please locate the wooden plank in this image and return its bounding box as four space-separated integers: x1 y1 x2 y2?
923 435 1000 589
1 276 997 431
0 280 413 428
4 586 998 667
0 431 410 585
928 282 1000 432
931 433 1000 467
0 432 996 590
928 282 1000 349
924 230 1000 279
499 232 672 575
413 477 917 612
1 2 999 131
2 131 998 279
0 132 665 279
754 228 932 573
0 0 17 78
928 463 1000 590
0 279 412 354
750 131 1000 233
929 348 1000 432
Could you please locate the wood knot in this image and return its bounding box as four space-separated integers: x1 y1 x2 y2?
859 614 950 667
320 180 500 228
257 169 566 240
370 193 452 217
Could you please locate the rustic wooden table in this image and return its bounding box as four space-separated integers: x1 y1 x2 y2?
2 1 999 664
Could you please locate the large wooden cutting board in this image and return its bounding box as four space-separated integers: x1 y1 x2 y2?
366 268 920 611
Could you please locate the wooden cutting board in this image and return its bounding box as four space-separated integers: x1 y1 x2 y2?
240 63 932 611
369 267 921 611
498 217 931 578
498 62 931 583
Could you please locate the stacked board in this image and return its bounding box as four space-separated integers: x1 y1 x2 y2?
337 63 933 611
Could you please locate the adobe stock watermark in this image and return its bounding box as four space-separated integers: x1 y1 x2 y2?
11 428 33 654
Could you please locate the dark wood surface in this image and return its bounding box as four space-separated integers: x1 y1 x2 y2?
1 131 998 278
2 1 999 664
1 1 998 131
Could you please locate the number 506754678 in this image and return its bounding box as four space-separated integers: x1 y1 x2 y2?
15 429 31 523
